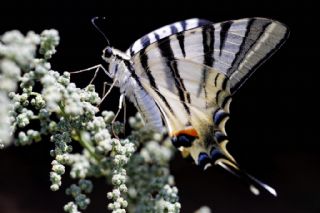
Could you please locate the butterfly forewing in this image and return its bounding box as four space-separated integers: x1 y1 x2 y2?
127 16 288 160
129 17 288 94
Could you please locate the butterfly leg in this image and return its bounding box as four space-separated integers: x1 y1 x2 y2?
69 64 112 85
69 64 102 74
102 82 113 97
123 96 126 135
88 66 101 85
111 94 125 138
98 80 117 107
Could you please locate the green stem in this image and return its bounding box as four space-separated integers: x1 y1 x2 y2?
76 132 101 162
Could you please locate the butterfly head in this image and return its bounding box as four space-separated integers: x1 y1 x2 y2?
101 47 131 78
102 46 113 59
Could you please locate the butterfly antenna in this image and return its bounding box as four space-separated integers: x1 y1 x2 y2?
91 16 111 46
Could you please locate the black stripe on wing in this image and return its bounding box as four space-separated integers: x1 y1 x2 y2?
177 32 186 58
229 20 290 93
226 18 255 74
158 40 191 114
203 24 215 67
139 49 174 113
123 60 144 88
219 21 232 56
198 24 215 101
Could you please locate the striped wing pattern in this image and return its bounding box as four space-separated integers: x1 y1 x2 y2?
126 17 288 195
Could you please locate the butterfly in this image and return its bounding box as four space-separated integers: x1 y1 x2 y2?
99 17 289 196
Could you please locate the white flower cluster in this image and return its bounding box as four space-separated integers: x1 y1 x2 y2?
0 30 39 68
67 153 91 179
0 30 40 147
64 179 93 212
108 139 135 213
0 94 12 148
154 185 181 213
64 202 81 213
39 30 59 59
41 71 100 115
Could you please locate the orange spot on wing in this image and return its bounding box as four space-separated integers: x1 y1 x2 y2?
171 126 199 138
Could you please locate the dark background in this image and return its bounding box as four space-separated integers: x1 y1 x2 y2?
0 0 318 213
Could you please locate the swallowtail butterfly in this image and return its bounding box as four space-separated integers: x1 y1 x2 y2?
100 17 289 196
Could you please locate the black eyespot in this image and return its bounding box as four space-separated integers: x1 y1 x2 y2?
103 47 113 58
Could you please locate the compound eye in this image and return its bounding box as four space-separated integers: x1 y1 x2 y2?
103 47 113 58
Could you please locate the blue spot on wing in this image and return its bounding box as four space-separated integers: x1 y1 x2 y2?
198 152 211 170
213 109 229 125
210 148 223 162
214 130 228 143
171 134 195 148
